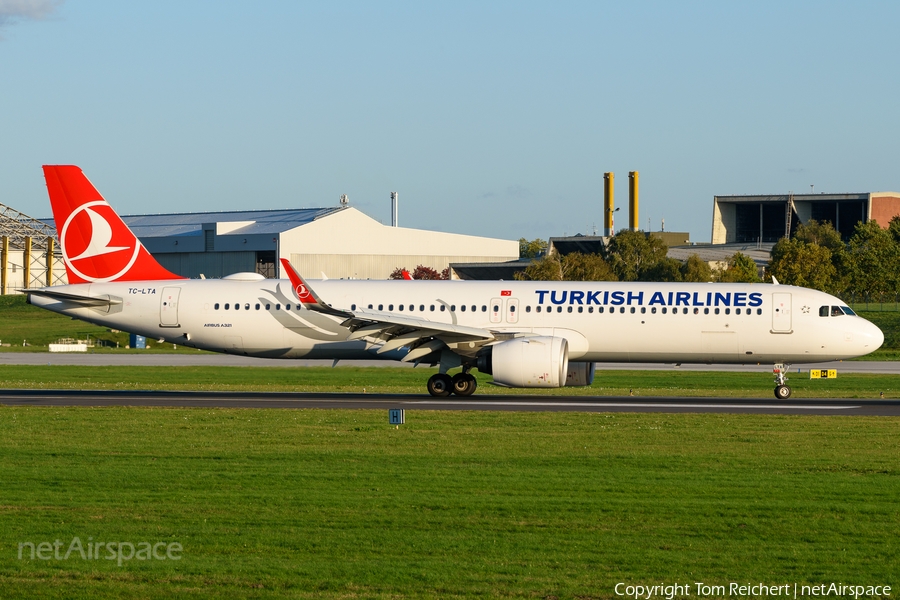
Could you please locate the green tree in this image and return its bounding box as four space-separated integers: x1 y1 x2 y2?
847 220 900 298
516 252 616 281
603 230 668 281
767 238 837 292
716 252 761 283
639 257 682 282
679 254 713 282
889 215 900 245
518 238 547 259
793 219 843 251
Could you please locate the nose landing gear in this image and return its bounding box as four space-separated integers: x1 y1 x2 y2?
773 363 792 399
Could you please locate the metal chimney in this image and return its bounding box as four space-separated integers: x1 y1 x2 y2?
390 192 398 227
629 171 639 231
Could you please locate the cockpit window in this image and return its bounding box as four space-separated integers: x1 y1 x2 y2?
819 306 829 317
831 306 844 316
840 306 856 316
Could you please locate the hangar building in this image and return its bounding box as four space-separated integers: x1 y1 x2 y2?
122 205 517 280
711 192 900 244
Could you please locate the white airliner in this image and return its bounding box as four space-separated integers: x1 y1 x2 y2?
27 166 884 399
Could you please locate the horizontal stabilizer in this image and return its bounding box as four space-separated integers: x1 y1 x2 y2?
23 288 122 307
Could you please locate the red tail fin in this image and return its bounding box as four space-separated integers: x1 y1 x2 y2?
43 165 185 283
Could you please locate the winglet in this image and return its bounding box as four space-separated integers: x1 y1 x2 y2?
401 270 413 280
280 258 323 304
280 258 349 317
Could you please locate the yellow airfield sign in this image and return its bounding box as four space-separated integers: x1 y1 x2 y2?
809 369 837 379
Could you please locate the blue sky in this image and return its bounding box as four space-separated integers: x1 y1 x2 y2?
2 1 898 243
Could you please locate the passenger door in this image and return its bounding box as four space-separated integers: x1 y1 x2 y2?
772 292 792 332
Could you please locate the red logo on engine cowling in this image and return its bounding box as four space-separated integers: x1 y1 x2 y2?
60 201 141 283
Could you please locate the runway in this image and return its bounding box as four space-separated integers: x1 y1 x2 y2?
2 389 899 416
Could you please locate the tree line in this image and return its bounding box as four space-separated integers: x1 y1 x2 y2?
517 215 900 298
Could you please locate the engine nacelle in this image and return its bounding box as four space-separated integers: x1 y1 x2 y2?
565 362 596 387
482 336 569 388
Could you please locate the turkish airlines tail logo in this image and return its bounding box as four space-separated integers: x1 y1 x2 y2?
43 166 185 284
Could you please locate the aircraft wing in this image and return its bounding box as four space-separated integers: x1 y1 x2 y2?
280 259 496 360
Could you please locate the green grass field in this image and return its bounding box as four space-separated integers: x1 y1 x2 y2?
0 407 898 599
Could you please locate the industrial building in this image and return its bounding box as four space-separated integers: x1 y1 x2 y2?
128 205 517 280
712 192 900 244
0 203 65 294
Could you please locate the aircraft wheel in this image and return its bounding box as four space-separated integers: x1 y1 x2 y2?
451 373 477 397
774 385 792 400
427 373 453 397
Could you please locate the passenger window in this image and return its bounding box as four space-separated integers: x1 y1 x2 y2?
703 308 709 314
640 307 646 314
578 306 583 313
482 306 487 312
630 307 635 314
757 308 762 315
399 305 404 311
472 305 477 312
451 305 456 311
536 306 542 313
235 303 240 311
736 308 741 315
599 307 604 314
214 303 220 310
351 304 356 311
266 304 271 310
378 304 383 310
831 306 843 316
255 304 260 310
588 307 593 313
510 305 516 313
724 308 730 315
460 305 466 312
651 307 656 314
819 306 829 317
224 303 229 310
430 305 435 311
389 304 394 311
661 307 667 314
493 305 499 312
526 306 531 313
558 306 563 313
567 306 573 313
693 308 699 314
275 304 280 310
420 305 425 311
619 307 625 313
285 305 290 311
245 303 250 310
714 308 720 315
440 305 446 312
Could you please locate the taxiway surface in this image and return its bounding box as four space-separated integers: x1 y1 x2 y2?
2 389 898 416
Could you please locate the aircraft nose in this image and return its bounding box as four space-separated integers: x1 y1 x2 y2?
858 318 884 353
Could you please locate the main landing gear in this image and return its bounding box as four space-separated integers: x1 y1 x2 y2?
427 371 477 397
773 363 792 399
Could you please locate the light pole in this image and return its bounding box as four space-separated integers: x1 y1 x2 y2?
606 207 620 235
